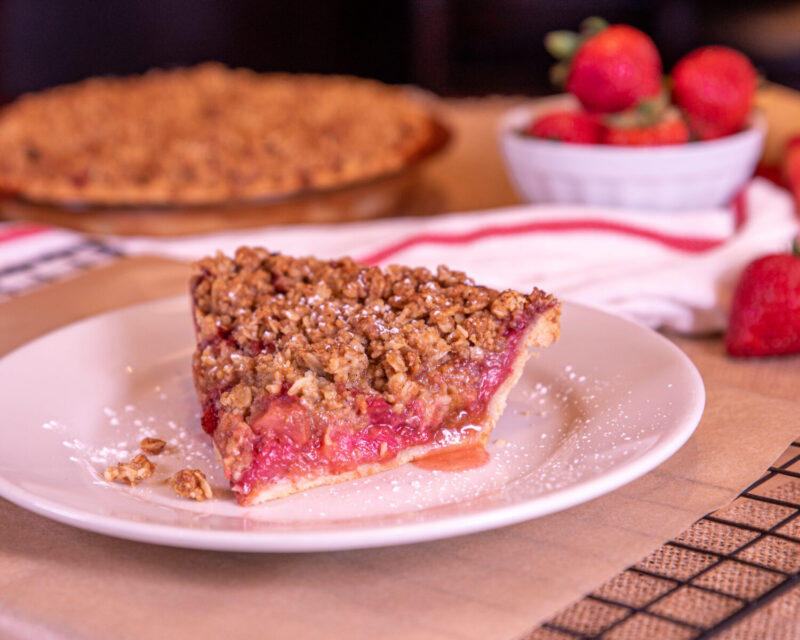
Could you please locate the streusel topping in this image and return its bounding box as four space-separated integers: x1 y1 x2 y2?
0 63 438 205
191 248 558 419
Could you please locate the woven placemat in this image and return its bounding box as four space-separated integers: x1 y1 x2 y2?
530 441 800 639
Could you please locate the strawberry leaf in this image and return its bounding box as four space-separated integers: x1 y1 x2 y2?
604 90 669 128
544 31 579 60
579 16 608 38
549 61 570 87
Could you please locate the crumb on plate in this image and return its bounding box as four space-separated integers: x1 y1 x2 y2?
170 469 213 501
103 453 155 486
140 437 166 455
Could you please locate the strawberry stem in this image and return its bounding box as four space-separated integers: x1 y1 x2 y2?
793 236 800 257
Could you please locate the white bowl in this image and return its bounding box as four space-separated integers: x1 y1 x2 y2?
498 95 766 211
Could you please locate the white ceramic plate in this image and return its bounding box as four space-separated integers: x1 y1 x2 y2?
0 297 704 552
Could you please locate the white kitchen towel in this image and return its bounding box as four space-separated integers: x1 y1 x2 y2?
110 177 799 335
0 222 119 300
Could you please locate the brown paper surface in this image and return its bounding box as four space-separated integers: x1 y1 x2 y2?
0 257 798 640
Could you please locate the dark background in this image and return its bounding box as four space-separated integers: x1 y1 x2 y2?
2 0 800 99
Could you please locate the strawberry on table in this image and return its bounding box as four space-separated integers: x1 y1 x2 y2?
726 242 800 357
525 111 605 144
546 17 663 113
671 46 757 141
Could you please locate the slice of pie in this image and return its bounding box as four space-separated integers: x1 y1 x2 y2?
190 248 561 505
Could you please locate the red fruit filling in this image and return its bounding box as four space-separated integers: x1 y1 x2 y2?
199 321 530 500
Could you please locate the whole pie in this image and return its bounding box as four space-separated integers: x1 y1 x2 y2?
0 63 441 206
190 248 561 505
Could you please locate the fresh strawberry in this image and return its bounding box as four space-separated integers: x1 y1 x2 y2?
546 18 663 113
524 111 604 144
603 110 689 146
725 242 800 357
671 46 757 140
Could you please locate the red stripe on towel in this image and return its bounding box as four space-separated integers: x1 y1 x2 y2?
0 223 49 244
360 189 750 265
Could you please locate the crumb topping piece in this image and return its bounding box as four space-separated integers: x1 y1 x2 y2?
104 454 155 486
191 248 558 418
170 469 213 501
0 63 437 206
140 437 166 455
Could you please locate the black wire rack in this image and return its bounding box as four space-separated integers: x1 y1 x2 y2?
532 440 800 639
